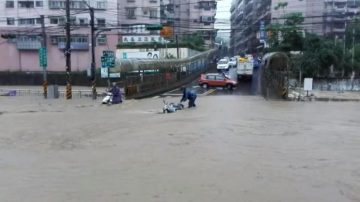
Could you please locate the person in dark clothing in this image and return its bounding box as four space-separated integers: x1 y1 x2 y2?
180 86 197 108
110 82 122 104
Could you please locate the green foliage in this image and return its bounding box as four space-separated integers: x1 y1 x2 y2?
267 12 305 52
180 32 205 48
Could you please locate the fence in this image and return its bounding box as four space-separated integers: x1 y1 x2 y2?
112 49 217 98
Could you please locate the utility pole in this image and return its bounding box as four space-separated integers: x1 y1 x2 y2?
90 7 97 100
352 28 355 67
176 34 179 59
40 15 48 99
65 0 72 99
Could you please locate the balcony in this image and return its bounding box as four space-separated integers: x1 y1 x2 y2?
16 35 42 50
58 42 89 50
16 41 41 50
347 7 359 14
333 27 346 33
325 16 346 22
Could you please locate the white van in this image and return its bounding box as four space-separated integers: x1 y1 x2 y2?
237 56 254 79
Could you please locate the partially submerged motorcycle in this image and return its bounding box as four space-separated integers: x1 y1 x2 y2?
163 99 184 113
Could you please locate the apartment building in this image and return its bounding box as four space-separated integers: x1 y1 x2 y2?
230 0 325 54
118 0 164 43
324 0 360 39
230 0 271 54
0 0 119 72
172 0 217 45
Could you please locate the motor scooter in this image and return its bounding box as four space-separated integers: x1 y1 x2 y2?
102 92 113 105
162 99 184 113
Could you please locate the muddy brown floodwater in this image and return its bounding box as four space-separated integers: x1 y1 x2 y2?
0 95 359 202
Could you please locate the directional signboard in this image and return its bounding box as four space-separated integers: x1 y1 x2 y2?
39 47 47 69
101 50 115 68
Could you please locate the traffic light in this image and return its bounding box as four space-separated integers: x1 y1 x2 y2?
160 26 173 38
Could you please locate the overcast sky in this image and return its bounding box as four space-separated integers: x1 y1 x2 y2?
215 0 232 41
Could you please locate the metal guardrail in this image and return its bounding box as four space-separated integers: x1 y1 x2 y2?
0 88 108 98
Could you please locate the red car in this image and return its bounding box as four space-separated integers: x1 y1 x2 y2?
198 73 237 90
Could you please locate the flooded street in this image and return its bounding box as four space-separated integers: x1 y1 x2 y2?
0 96 359 202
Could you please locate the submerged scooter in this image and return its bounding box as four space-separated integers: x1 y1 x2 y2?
163 99 184 113
102 92 113 105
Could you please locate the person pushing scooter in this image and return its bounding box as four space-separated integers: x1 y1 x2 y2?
180 86 197 108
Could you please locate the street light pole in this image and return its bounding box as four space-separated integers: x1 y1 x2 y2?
40 15 48 99
90 7 97 100
65 0 72 99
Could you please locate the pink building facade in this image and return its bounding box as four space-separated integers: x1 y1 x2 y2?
0 0 120 72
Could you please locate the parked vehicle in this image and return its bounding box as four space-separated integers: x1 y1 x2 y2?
216 59 230 71
198 73 238 90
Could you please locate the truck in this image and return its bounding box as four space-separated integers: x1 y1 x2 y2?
236 54 254 80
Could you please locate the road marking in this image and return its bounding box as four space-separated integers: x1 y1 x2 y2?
203 89 216 96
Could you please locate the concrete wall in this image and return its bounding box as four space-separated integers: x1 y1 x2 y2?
116 47 199 60
313 79 360 91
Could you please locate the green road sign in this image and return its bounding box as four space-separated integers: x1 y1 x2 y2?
101 50 115 68
146 24 163 31
38 47 47 69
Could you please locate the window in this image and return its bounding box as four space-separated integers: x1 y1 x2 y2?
127 0 135 2
216 75 225 80
96 1 106 9
35 1 43 7
6 18 15 25
5 1 14 8
18 1 34 8
79 18 88 26
149 30 158 35
142 8 149 15
138 37 142 42
36 18 42 24
206 75 216 80
97 19 106 27
150 9 157 18
49 17 66 25
144 37 148 42
50 36 58 44
50 17 58 24
126 8 136 19
97 34 107 45
70 17 76 25
149 0 157 3
19 18 35 25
